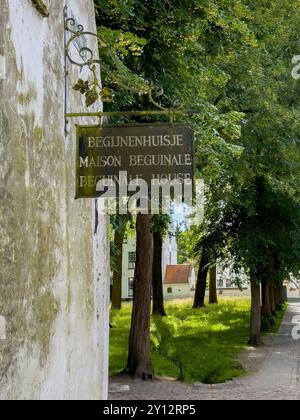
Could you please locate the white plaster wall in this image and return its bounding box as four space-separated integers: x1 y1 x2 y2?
215 289 251 298
189 268 196 290
163 284 193 300
120 232 178 300
217 262 248 290
0 0 109 400
162 236 178 279
121 237 136 299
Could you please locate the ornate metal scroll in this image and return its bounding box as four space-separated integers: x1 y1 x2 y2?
64 6 106 111
63 5 188 128
65 18 101 71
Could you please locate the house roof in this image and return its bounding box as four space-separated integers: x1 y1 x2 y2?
164 265 193 284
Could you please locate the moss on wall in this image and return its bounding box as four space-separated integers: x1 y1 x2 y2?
31 0 49 18
0 19 64 376
18 84 37 106
32 291 60 358
0 110 63 376
0 0 107 400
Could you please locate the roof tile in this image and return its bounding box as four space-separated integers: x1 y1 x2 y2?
164 265 193 284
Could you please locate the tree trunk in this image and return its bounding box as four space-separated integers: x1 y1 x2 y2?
261 279 273 318
261 279 274 329
125 214 154 379
249 279 262 346
275 284 283 307
281 285 287 303
209 265 218 305
268 253 277 315
152 231 166 316
111 219 126 310
269 283 276 316
193 251 209 309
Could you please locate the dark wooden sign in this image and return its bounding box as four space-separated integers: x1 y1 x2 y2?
76 124 194 199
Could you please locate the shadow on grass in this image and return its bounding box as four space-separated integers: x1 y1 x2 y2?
110 298 285 384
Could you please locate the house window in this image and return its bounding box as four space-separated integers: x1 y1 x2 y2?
167 287 173 294
226 278 232 288
169 252 172 264
128 278 135 298
128 252 136 270
218 278 224 288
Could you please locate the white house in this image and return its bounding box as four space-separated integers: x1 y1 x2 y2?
117 228 199 301
216 263 250 297
121 235 138 300
162 234 178 276
287 277 300 298
163 265 196 300
117 233 253 301
119 233 178 300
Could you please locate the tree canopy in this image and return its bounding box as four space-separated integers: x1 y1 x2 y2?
96 0 300 353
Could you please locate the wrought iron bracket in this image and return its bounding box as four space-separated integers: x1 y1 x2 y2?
64 12 102 72
65 110 202 119
64 5 104 133
63 6 200 131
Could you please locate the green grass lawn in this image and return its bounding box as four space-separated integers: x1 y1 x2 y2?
110 298 286 384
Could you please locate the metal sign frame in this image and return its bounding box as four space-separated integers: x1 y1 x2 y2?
75 123 195 199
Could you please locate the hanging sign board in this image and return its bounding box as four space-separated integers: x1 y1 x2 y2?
76 124 194 199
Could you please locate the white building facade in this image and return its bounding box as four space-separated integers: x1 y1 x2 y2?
162 235 178 277
216 263 250 297
120 233 178 300
121 236 138 300
163 265 196 300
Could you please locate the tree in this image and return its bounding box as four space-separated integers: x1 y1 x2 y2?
95 0 255 369
209 265 218 305
269 284 276 317
194 0 300 343
261 278 274 328
111 215 127 310
249 279 262 346
125 214 153 379
95 0 300 354
193 245 209 309
151 214 170 317
152 231 166 317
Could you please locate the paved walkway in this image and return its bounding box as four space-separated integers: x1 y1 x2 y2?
109 300 300 400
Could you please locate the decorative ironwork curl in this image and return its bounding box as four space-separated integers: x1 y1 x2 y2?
148 87 184 113
65 17 84 34
65 32 102 70
64 12 107 108
65 15 102 71
64 7 185 116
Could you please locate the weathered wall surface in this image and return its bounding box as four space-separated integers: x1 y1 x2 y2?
0 0 110 400
163 284 194 300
